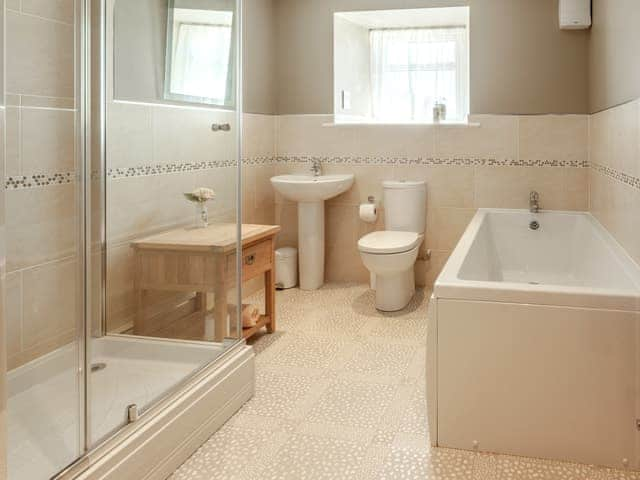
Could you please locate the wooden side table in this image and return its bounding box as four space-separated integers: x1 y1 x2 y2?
131 223 281 342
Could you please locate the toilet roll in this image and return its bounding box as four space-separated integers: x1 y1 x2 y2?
359 203 378 223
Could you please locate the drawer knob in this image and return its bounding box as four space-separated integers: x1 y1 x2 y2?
245 254 256 265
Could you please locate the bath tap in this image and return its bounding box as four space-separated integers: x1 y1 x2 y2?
529 191 540 213
310 159 322 177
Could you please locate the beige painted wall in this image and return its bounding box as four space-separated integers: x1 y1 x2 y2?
243 0 277 114
274 0 589 115
589 0 640 113
113 0 276 114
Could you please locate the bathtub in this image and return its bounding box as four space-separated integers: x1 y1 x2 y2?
427 209 640 470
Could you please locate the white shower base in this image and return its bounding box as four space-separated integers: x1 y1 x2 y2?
8 336 224 480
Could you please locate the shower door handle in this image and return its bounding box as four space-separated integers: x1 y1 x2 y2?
211 123 231 132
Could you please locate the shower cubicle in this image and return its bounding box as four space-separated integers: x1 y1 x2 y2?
2 0 254 478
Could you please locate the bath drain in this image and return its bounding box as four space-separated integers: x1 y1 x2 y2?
91 362 107 373
528 281 540 285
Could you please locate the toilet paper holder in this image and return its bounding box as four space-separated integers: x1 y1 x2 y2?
367 195 375 204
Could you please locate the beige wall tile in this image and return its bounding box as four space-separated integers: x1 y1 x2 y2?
588 108 611 168
325 243 368 283
5 272 22 360
474 166 582 210
425 208 476 251
415 250 451 289
275 202 298 248
519 115 588 164
107 165 240 244
562 168 590 211
276 115 357 157
254 165 276 211
356 124 436 158
436 115 518 161
609 100 639 177
6 11 74 97
107 102 153 170
325 164 392 207
21 0 74 24
6 184 77 271
243 114 276 159
242 164 256 223
106 243 135 332
22 258 76 350
326 204 358 249
5 107 20 176
151 106 235 166
21 107 75 174
395 165 475 208
20 95 74 109
6 0 19 11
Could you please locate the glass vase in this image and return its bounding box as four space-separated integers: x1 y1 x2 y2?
196 202 209 228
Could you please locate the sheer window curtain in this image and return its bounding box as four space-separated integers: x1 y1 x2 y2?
170 23 232 103
370 27 469 122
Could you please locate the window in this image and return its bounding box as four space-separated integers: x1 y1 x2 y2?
169 22 232 102
333 7 470 124
164 7 235 107
370 27 468 122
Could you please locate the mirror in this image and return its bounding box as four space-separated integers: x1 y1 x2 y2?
112 0 236 108
164 0 236 107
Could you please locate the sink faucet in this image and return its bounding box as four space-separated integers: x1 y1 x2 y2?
310 159 322 177
529 191 540 213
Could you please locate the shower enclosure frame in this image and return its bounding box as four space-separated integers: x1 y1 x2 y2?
42 0 255 478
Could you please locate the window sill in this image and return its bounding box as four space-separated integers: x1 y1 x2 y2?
322 119 480 128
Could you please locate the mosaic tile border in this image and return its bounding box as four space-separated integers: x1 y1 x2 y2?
5 172 75 190
4 155 593 190
276 155 589 168
591 162 640 191
108 159 238 179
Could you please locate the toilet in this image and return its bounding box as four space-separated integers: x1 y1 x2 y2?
358 180 426 311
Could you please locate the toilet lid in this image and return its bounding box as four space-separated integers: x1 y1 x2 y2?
358 231 422 254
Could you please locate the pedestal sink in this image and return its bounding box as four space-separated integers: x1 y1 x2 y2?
271 174 355 290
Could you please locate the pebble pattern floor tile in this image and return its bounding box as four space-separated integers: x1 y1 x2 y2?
170 283 639 480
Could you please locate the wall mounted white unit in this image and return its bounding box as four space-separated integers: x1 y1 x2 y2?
559 0 591 29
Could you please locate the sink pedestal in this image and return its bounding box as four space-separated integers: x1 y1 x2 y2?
270 173 354 291
298 201 325 290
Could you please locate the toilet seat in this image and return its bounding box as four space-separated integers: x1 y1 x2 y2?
358 231 422 255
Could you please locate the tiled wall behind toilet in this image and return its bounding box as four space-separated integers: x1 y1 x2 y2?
588 99 640 265
4 1 77 370
274 114 590 286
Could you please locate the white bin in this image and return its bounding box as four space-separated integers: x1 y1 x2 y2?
275 247 298 289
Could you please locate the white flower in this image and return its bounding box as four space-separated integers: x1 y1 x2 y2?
184 187 216 203
193 187 215 200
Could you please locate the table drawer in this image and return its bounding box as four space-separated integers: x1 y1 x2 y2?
238 239 273 280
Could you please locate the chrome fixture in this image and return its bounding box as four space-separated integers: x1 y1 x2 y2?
127 404 139 424
91 362 106 373
211 123 231 132
310 159 322 177
529 191 540 213
529 220 540 231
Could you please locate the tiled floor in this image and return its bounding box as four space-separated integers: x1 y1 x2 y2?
171 283 639 480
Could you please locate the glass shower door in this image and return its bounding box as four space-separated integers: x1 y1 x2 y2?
5 0 86 478
88 0 243 447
